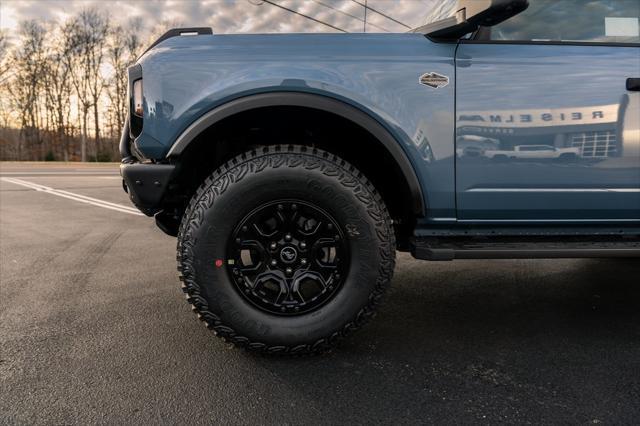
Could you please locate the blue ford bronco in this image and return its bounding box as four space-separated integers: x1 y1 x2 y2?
120 0 640 353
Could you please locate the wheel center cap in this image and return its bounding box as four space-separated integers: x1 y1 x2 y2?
280 246 298 263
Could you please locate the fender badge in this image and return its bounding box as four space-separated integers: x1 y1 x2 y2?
419 72 449 89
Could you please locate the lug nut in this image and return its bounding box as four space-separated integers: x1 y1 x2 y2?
271 259 278 266
241 225 248 232
270 242 277 250
300 259 307 266
300 242 306 249
327 223 333 230
285 234 292 242
291 203 298 210
277 204 284 211
285 267 293 275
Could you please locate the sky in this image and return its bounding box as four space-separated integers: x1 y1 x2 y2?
0 0 438 37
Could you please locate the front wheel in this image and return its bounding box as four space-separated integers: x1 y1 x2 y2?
177 145 396 354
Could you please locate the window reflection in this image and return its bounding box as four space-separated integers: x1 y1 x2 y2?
485 0 640 43
456 93 639 162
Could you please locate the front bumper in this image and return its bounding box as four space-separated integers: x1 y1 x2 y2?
120 162 175 216
120 121 175 216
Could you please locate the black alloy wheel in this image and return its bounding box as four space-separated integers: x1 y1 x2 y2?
228 200 349 315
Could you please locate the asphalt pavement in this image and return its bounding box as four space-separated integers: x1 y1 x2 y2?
1 162 639 424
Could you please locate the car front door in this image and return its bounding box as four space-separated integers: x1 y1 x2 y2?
454 0 640 221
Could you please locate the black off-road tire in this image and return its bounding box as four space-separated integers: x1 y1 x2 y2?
177 145 395 354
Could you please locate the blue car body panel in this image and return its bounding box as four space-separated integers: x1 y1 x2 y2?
456 43 640 221
135 33 457 220
133 33 640 224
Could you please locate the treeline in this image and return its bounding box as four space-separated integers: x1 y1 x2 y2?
0 11 169 162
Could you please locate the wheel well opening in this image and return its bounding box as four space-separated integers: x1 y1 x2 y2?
166 105 420 245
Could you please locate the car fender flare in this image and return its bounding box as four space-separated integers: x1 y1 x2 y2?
166 91 425 216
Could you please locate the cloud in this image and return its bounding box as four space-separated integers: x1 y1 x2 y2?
1 0 438 38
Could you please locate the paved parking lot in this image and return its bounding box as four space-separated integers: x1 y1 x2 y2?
1 162 639 424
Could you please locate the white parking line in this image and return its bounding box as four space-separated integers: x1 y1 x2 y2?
1 177 144 216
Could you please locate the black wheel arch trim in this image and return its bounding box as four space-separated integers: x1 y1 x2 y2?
166 92 426 217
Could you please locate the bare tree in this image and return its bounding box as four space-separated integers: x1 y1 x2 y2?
84 11 109 157
6 21 47 160
0 30 13 135
42 25 74 161
0 9 165 162
62 17 89 161
106 19 142 143
0 30 10 80
63 9 109 161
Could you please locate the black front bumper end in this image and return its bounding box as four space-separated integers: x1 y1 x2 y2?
120 121 175 217
120 162 175 216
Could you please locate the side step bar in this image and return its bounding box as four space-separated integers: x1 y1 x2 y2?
411 236 640 261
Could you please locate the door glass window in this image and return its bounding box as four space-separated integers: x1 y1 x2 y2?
483 0 640 43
